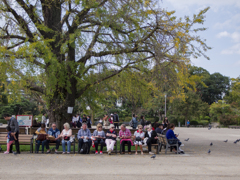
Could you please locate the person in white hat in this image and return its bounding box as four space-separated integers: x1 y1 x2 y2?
105 124 117 155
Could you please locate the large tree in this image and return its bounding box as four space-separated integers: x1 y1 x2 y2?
0 0 210 128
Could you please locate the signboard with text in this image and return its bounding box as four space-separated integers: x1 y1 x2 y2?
16 115 33 127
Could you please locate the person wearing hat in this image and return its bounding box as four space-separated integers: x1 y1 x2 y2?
105 124 117 155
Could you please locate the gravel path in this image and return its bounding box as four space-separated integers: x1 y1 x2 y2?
1 127 240 180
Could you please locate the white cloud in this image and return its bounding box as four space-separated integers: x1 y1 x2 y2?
216 31 230 38
217 31 240 42
214 13 240 30
221 43 240 54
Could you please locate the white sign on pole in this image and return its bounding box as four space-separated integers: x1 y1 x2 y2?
16 115 33 127
67 107 73 114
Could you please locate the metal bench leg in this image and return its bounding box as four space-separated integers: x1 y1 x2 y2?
73 140 75 154
165 145 168 154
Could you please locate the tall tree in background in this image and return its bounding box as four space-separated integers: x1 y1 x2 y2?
0 0 210 128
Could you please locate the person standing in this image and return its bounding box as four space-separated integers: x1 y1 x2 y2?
132 114 138 129
187 120 190 128
82 114 87 123
140 116 146 127
113 112 119 129
3 114 20 154
162 117 169 128
87 116 92 128
42 113 47 124
76 114 82 128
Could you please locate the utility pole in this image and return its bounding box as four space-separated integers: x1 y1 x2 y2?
165 94 167 117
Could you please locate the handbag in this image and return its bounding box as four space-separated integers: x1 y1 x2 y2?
64 136 70 141
37 134 47 141
136 137 142 141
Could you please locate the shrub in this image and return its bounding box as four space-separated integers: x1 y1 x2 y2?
0 119 7 124
198 120 209 125
219 114 238 126
190 120 198 125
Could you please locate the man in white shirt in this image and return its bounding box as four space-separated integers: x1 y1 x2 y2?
42 113 47 124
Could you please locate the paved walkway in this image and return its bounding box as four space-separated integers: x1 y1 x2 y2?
1 128 240 179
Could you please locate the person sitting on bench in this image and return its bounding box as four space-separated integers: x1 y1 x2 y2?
93 124 106 154
77 123 91 154
145 124 158 155
119 124 133 155
46 122 61 154
166 123 184 154
105 124 117 155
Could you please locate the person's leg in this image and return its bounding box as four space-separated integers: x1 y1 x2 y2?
121 141 126 153
100 140 105 151
139 145 143 153
36 140 41 153
105 139 110 151
94 140 99 152
45 140 50 151
147 138 152 152
127 141 131 153
78 139 83 150
135 144 138 153
62 140 66 153
6 141 14 152
41 141 45 153
15 132 20 153
116 123 119 129
55 139 60 150
87 139 92 153
67 141 71 153
109 140 115 151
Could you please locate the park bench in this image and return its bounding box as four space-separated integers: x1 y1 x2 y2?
0 127 27 134
33 135 76 154
0 133 33 153
76 134 118 154
158 134 179 154
119 136 160 154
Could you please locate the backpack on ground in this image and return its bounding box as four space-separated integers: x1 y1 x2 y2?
80 142 89 154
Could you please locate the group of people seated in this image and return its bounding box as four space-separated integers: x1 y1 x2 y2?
33 120 184 155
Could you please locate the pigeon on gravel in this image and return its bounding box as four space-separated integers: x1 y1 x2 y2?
151 154 156 159
184 138 189 141
208 149 211 154
223 140 228 143
210 142 213 146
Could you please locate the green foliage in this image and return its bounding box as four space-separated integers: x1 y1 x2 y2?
171 90 209 125
0 0 211 127
0 98 39 117
190 120 199 125
210 100 240 126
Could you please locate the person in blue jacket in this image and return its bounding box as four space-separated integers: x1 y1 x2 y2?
132 114 138 129
166 123 184 154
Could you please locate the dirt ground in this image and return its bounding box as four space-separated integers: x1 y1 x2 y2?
0 127 240 180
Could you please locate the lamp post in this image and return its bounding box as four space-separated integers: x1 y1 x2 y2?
164 94 167 117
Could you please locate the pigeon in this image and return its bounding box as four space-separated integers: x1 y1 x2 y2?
184 138 189 141
151 154 156 159
210 142 213 146
234 141 238 144
208 149 211 154
223 140 228 143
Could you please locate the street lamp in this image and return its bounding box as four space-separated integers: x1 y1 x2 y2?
164 94 167 117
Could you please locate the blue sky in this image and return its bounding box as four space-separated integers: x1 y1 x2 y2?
160 0 240 78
